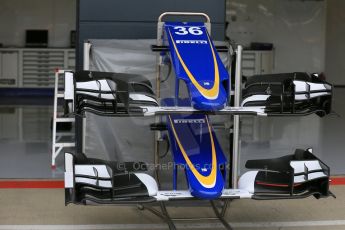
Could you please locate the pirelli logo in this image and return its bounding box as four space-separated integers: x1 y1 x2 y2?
174 119 206 124
176 40 208 44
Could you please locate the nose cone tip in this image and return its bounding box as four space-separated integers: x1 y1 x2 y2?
191 185 223 199
191 97 226 111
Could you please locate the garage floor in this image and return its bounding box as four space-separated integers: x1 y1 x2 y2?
0 186 343 229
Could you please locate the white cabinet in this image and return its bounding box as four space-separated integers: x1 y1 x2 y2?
22 50 66 87
0 48 75 88
242 50 274 77
0 51 19 87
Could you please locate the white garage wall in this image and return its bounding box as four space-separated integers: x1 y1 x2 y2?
226 0 326 74
325 0 345 85
0 0 76 47
0 0 334 78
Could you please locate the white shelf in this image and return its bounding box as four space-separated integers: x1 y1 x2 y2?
0 48 75 88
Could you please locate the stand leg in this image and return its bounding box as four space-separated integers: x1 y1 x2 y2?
154 121 161 187
139 202 176 230
220 199 230 218
140 200 231 230
210 200 233 230
160 202 177 230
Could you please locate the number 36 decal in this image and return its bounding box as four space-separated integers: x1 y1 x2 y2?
173 26 203 35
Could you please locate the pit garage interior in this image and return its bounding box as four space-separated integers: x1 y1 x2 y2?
0 0 345 229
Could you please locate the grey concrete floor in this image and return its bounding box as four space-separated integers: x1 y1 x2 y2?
0 103 70 179
0 186 344 229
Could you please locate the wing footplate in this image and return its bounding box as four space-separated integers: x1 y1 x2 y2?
238 148 333 200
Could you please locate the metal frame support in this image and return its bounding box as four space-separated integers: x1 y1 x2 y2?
52 70 60 167
210 200 233 230
140 200 232 230
52 70 75 168
79 41 92 154
232 45 243 189
154 24 162 184
83 41 91 71
227 45 233 105
76 12 239 229
158 12 211 34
